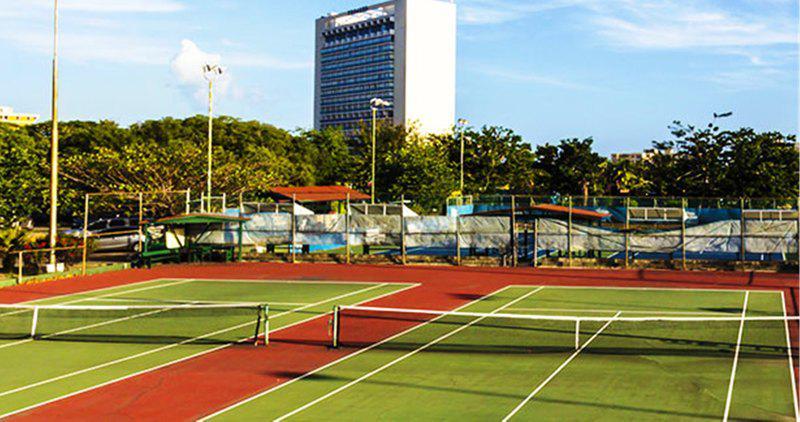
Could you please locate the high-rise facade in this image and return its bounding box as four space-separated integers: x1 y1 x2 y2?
314 0 456 135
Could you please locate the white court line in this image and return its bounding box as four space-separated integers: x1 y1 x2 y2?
1 277 174 306
502 310 622 421
88 297 310 307
722 291 750 422
183 278 401 286
780 291 799 420
272 286 546 422
506 307 728 316
508 284 768 294
0 279 193 320
0 282 416 419
199 284 527 421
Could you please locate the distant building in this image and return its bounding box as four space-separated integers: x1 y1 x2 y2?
611 148 672 163
314 0 457 136
0 106 38 126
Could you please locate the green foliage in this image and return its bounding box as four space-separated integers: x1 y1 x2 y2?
0 126 48 225
0 115 795 224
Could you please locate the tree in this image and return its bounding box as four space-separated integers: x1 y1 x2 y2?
533 138 607 196
0 126 48 225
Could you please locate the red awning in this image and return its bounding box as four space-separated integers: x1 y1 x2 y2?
269 186 370 203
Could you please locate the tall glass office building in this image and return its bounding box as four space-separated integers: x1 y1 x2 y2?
314 0 456 136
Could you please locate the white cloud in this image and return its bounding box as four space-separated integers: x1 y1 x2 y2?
473 65 599 91
170 39 232 104
29 0 185 13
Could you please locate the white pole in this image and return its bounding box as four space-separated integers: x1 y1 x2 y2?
48 0 59 267
575 319 580 350
263 304 269 347
30 306 40 338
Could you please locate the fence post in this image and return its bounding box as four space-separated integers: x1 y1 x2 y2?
624 197 630 268
137 192 144 256
400 195 407 265
532 217 539 268
456 212 462 266
17 251 23 284
567 196 573 267
796 197 800 266
82 193 89 275
739 197 746 262
511 195 517 267
291 193 297 264
200 191 205 213
185 188 191 214
222 193 227 212
345 193 351 264
681 197 687 271
239 192 244 214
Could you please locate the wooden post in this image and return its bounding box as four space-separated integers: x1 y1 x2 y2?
532 217 539 268
291 194 297 263
624 197 630 268
400 195 407 265
345 193 351 264
739 197 746 262
17 251 23 284
511 195 517 267
681 197 687 271
567 196 573 267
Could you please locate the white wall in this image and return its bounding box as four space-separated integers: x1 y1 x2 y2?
395 0 456 135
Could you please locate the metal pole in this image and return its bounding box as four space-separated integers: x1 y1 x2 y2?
371 107 377 204
459 126 464 193
17 252 23 284
681 197 687 270
567 196 573 267
740 197 746 262
291 193 296 263
207 78 214 213
137 192 144 254
456 213 462 266
49 0 59 267
185 188 191 214
511 195 517 267
624 197 630 268
345 193 351 264
532 217 539 267
82 194 89 275
400 195 407 265
222 193 226 212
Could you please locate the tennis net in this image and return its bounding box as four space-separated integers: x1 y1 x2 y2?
331 305 798 358
0 303 269 346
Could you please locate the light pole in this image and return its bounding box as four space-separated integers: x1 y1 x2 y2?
203 64 224 212
457 118 469 194
49 0 59 266
370 98 391 204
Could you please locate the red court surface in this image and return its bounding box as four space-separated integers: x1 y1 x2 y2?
2 263 797 421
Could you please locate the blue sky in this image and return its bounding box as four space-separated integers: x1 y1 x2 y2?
0 0 797 155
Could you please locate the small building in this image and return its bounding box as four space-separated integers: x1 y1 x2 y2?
0 106 38 126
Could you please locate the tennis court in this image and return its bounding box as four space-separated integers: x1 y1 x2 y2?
0 278 414 418
207 285 798 421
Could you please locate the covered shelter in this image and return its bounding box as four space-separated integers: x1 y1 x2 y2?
135 213 249 268
268 186 370 203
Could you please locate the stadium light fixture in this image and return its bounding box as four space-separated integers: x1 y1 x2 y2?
202 64 225 212
370 97 392 204
457 118 469 194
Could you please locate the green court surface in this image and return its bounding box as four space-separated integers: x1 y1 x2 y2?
210 286 798 421
0 278 412 417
